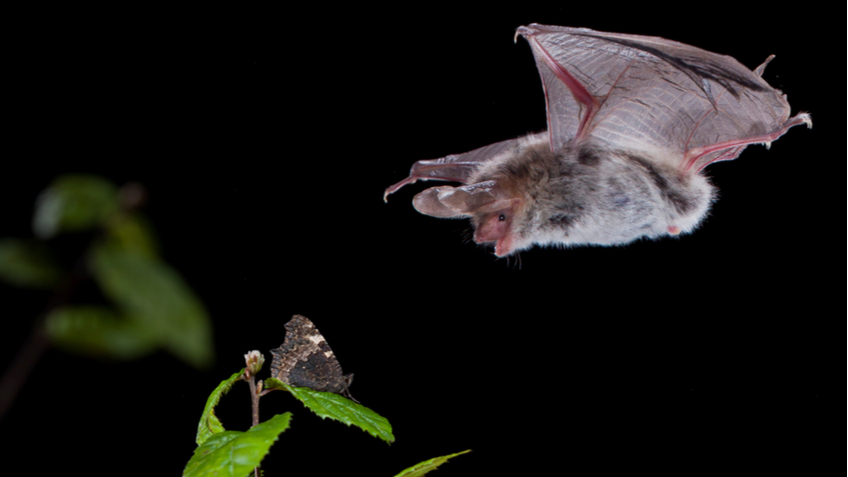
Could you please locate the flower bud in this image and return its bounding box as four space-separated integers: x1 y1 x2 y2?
244 350 265 377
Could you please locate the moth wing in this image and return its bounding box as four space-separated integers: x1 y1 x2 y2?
270 315 349 394
283 350 346 393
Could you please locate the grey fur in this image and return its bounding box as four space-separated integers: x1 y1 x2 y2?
468 134 713 252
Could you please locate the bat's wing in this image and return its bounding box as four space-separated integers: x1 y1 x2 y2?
384 134 542 207
516 24 811 172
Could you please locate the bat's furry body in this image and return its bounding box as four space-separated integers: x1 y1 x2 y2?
460 133 713 255
386 25 810 256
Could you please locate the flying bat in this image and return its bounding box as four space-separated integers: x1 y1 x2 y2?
384 24 810 256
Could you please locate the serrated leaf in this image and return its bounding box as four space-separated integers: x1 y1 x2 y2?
89 244 213 369
265 377 394 443
33 175 120 239
44 305 157 359
184 413 291 477
0 239 62 288
393 450 471 477
196 370 244 445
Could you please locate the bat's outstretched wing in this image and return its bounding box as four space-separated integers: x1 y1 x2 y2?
516 24 811 172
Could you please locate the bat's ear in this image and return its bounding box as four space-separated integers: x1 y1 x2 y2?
413 182 511 218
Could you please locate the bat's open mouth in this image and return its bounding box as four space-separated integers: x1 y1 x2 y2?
494 237 514 257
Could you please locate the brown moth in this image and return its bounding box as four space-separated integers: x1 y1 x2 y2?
270 315 355 400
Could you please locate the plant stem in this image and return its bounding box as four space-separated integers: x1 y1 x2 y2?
247 375 260 428
0 256 87 422
247 374 261 477
0 328 49 422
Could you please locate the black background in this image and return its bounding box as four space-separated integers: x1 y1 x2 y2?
1 6 834 476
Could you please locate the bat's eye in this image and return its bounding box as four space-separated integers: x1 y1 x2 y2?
498 214 506 221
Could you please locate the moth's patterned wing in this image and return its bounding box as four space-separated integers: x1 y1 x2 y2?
270 315 351 394
269 315 314 381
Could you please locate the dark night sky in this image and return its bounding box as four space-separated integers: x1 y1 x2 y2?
1 6 834 476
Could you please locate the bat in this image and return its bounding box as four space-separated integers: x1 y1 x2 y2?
384 25 811 257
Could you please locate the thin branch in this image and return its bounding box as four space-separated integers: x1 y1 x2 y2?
0 256 88 422
0 327 49 422
247 374 262 477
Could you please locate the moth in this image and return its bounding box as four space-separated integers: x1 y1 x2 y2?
270 315 355 401
384 25 811 256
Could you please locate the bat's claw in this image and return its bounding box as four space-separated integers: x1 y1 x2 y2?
513 29 523 43
384 176 419 203
754 54 775 77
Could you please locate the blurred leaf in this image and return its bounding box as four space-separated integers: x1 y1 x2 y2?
44 306 157 359
33 175 120 239
105 214 159 258
393 450 471 477
265 378 394 443
89 245 213 369
0 238 62 288
184 413 291 477
196 369 244 445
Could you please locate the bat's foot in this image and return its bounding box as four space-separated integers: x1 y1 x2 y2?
798 112 813 129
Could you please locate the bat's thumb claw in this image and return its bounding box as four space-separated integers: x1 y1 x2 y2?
514 26 531 43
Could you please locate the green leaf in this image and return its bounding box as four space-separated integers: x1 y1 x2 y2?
393 450 471 477
89 244 214 369
0 238 62 288
196 369 244 445
184 413 291 477
44 306 157 359
105 214 159 258
265 378 394 443
33 175 120 239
